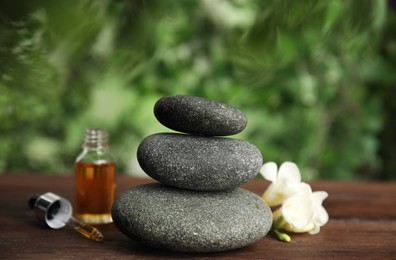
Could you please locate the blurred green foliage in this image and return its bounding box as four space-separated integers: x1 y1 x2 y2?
0 0 395 180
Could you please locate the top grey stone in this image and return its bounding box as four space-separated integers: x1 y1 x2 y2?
154 95 247 136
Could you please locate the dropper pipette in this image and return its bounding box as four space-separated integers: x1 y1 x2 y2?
28 192 104 242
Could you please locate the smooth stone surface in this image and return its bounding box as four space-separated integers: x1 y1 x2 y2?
137 133 263 191
154 95 247 136
112 183 272 252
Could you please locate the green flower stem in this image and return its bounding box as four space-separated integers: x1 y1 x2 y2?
273 229 291 242
272 215 291 242
272 215 286 230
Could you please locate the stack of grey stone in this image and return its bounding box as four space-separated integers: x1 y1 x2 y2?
112 95 272 252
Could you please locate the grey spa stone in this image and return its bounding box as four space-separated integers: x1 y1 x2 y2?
112 183 272 252
137 133 263 191
154 95 247 136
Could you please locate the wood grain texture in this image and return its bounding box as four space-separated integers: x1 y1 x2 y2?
0 174 395 259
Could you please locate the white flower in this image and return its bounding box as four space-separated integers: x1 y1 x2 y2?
260 162 305 206
274 184 329 235
308 191 329 234
260 161 329 240
280 183 315 231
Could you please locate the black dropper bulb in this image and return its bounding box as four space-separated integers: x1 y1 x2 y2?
28 195 39 209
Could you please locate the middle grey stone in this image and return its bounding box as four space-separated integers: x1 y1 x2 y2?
137 133 263 191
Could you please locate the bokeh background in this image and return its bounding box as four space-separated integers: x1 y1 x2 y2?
1 0 395 180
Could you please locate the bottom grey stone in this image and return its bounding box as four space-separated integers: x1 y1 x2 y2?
112 183 272 252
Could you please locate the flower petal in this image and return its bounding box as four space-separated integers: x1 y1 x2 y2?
262 184 286 206
281 189 314 229
277 162 301 184
312 191 328 204
260 162 278 182
308 225 320 235
284 222 315 233
315 205 329 226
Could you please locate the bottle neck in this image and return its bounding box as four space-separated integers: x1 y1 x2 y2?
82 128 109 149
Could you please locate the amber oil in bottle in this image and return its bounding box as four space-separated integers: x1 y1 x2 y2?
74 128 116 225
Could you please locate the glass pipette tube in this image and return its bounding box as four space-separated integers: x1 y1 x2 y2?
67 216 104 242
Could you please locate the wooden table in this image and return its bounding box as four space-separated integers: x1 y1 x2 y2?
1 174 395 259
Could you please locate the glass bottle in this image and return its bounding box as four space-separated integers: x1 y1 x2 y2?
74 128 116 225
